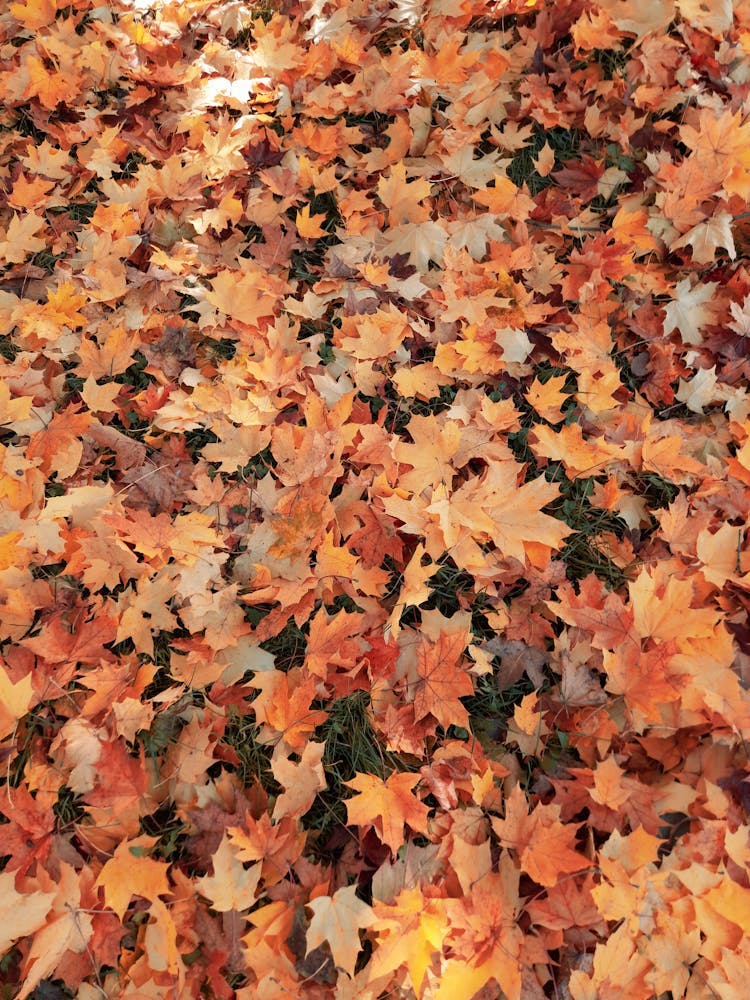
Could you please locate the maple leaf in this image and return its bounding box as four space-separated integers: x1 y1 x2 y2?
17 863 94 1000
78 326 140 378
662 278 718 344
196 834 262 912
0 212 47 263
526 373 568 424
296 204 328 239
305 884 376 977
370 885 447 994
526 872 605 937
0 662 34 739
641 433 705 483
249 667 328 751
529 422 620 477
9 0 57 30
675 365 724 413
140 898 186 992
411 627 474 731
378 162 432 226
26 405 90 480
696 521 747 588
386 542 434 639
271 741 327 821
344 771 430 854
0 379 33 428
597 0 674 37
553 575 635 651
382 221 448 272
0 871 55 955
669 212 736 263
204 269 278 327
444 461 572 564
228 813 306 886
96 837 171 920
492 784 590 886
629 565 719 643
505 692 550 757
24 54 80 109
436 862 524 1000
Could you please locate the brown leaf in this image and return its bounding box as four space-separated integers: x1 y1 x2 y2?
484 638 548 690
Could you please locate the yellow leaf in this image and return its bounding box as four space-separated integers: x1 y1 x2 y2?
0 662 34 739
296 203 328 238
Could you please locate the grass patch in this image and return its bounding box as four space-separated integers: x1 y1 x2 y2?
220 709 279 794
424 558 476 617
467 670 535 750
304 692 406 854
258 616 308 671
141 802 189 863
507 125 582 195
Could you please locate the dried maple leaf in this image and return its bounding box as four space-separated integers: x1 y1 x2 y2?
0 663 34 740
344 771 430 854
95 836 171 920
662 278 718 345
249 668 328 752
15 865 94 1000
271 741 327 821
670 212 736 263
26 405 90 480
526 373 569 424
196 834 262 913
0 212 47 264
492 784 590 887
0 871 55 956
370 885 447 994
436 862 524 1000
445 462 572 564
305 884 375 977
296 204 328 239
411 627 474 731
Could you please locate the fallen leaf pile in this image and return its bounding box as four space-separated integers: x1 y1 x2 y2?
1 0 750 996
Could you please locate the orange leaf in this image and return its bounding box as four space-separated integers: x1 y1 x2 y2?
249 668 328 752
492 785 589 887
26 406 91 480
412 627 473 731
95 837 171 919
295 204 328 238
9 0 58 30
205 269 278 327
271 741 327 821
78 326 140 379
526 373 568 424
370 886 447 993
24 55 79 109
345 771 430 854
